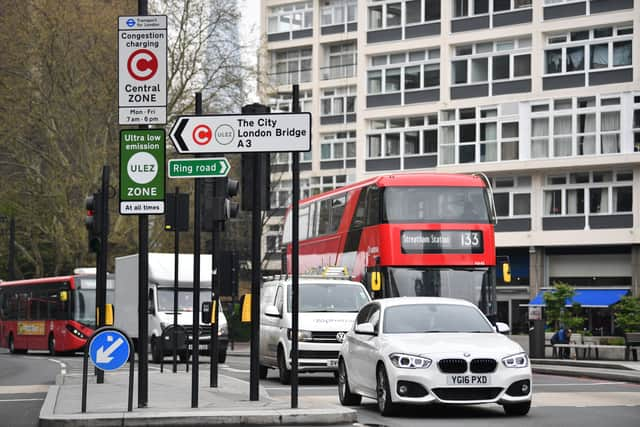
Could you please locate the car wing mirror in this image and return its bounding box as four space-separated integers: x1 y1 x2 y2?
355 322 375 335
495 322 510 334
264 304 281 318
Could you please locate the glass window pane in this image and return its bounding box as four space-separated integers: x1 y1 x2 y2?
514 55 531 77
567 189 584 214
386 3 401 26
405 66 421 90
460 124 476 142
368 6 383 29
471 57 488 82
475 0 489 14
494 0 511 11
405 131 420 154
513 194 530 215
453 60 468 84
546 50 562 73
406 0 421 24
459 144 475 163
425 0 441 21
424 64 440 87
321 143 331 159
368 135 382 157
590 44 609 69
501 141 519 160
613 41 632 67
368 70 382 93
494 193 509 217
614 187 632 212
424 130 437 152
386 133 400 156
545 190 562 215
385 68 401 91
492 55 509 80
566 47 584 72
502 122 518 138
590 188 609 213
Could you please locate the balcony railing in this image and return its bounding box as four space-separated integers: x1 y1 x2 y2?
321 63 356 80
269 69 312 86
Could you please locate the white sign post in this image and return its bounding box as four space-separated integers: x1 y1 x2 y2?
169 113 312 154
118 16 167 125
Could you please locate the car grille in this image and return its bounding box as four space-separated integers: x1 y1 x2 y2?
470 358 497 373
311 331 346 343
297 350 339 359
438 358 467 373
432 387 503 401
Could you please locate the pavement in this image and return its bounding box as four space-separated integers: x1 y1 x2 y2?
39 342 640 427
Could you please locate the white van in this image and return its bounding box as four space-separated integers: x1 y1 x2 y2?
259 277 371 384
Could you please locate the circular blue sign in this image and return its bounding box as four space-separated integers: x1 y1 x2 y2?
89 330 130 371
126 18 136 27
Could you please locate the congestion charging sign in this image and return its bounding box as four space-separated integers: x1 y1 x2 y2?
118 15 167 125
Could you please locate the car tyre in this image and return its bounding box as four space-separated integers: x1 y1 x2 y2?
8 334 16 354
48 334 57 356
151 338 162 364
218 350 227 364
376 365 395 416
338 359 361 406
278 347 291 385
503 401 531 416
259 365 269 379
179 350 189 363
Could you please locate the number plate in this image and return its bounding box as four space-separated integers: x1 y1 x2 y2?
327 360 338 367
446 375 490 385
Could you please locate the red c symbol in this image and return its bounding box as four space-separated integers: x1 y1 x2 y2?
127 49 158 81
193 125 212 146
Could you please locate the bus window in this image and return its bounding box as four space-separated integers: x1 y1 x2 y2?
366 186 381 226
331 196 346 233
318 199 332 235
350 189 367 230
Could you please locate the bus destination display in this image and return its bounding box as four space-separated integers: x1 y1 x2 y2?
401 230 483 254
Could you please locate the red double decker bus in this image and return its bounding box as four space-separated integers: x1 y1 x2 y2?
283 173 501 319
0 272 113 354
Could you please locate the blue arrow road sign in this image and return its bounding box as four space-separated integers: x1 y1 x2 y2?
89 330 130 371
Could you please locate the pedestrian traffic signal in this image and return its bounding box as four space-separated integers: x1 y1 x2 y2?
85 192 102 252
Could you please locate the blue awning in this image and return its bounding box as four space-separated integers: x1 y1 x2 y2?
528 289 629 308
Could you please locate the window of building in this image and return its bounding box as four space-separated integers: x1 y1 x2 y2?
322 41 357 80
321 86 356 116
366 116 438 164
321 131 357 162
438 104 520 165
321 0 357 26
270 47 312 86
452 37 531 86
454 0 531 18
543 171 632 216
367 48 440 98
633 95 640 152
544 25 633 76
268 1 313 34
269 90 312 113
492 176 531 217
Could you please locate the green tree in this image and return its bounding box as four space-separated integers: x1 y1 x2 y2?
614 296 640 333
543 281 584 331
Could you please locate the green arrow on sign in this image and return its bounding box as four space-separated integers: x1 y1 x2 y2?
168 158 230 178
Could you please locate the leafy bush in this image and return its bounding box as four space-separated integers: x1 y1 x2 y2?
614 296 640 333
543 281 585 331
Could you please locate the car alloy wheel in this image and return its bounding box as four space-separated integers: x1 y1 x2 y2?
338 359 361 406
376 365 395 416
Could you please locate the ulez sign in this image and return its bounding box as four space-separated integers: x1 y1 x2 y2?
119 129 165 215
168 158 230 178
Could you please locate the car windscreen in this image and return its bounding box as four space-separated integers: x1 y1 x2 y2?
288 283 370 313
383 303 494 334
156 288 211 311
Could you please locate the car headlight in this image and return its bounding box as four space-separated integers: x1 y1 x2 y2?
502 352 529 368
218 325 228 337
287 329 313 341
389 353 432 369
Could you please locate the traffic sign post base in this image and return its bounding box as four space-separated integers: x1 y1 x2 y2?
82 327 135 413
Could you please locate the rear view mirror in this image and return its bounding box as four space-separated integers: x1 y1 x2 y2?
264 304 280 317
370 272 381 292
502 262 511 283
355 322 375 335
495 322 510 334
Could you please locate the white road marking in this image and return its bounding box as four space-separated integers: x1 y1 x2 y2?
48 358 67 376
0 398 44 402
0 385 50 394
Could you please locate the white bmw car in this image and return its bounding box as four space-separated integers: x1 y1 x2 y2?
337 297 532 416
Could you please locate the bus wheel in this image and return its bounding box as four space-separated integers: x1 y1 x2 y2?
48 334 57 356
151 338 162 363
8 334 15 354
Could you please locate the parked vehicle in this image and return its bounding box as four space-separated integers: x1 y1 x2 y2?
259 276 371 384
114 253 228 363
338 297 532 416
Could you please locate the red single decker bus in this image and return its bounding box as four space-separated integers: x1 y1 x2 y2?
0 272 113 354
283 173 500 319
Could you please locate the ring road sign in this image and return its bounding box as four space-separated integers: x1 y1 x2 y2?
169 112 311 154
89 330 130 371
118 15 167 125
168 158 230 178
120 129 166 215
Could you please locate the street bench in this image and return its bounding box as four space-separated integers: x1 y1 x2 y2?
625 332 640 361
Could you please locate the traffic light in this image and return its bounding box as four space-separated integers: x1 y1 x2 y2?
224 178 239 219
85 192 102 252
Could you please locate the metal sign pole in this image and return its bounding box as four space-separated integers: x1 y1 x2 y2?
191 92 203 408
291 84 300 409
173 187 180 373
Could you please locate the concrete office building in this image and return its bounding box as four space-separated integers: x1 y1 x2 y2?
258 0 639 334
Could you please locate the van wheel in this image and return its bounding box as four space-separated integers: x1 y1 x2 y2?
218 350 227 364
151 338 162 363
48 334 57 356
278 347 291 385
259 365 269 379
